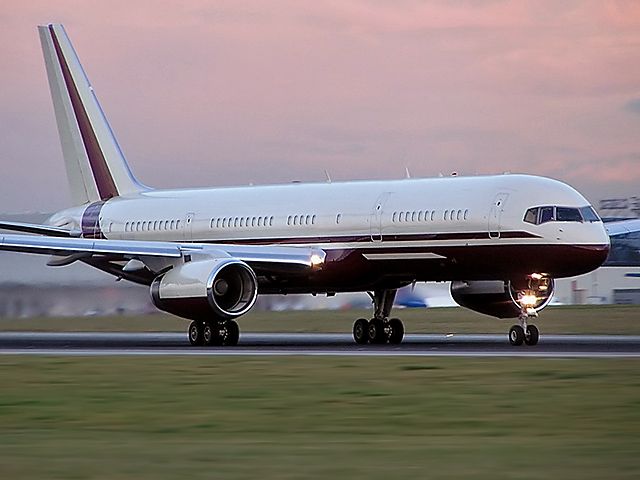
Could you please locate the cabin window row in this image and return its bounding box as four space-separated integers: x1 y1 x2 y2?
287 214 317 226
392 209 469 223
125 219 181 232
211 216 275 229
443 209 470 221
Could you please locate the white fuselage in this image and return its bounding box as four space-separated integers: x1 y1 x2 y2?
51 173 610 292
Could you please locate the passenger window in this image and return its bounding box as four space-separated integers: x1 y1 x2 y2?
464 209 469 220
430 211 435 221
444 210 448 220
336 214 342 224
556 207 582 222
539 207 554 224
456 210 461 221
176 220 181 229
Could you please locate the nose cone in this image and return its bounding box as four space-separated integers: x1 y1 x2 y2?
578 223 610 274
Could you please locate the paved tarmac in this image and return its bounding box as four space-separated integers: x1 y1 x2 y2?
0 332 639 357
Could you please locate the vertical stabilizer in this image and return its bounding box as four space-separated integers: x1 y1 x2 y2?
38 24 145 205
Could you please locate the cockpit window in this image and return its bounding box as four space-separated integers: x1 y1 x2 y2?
556 207 582 222
523 207 538 224
523 205 601 225
580 206 600 222
539 206 555 224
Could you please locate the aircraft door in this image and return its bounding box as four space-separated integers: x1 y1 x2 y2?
370 193 392 242
184 212 195 241
488 193 509 239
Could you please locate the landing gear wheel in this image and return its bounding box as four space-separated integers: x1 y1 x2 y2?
204 321 223 346
524 324 539 346
388 318 404 345
509 325 525 346
368 318 387 344
353 318 369 345
188 321 204 346
223 320 240 346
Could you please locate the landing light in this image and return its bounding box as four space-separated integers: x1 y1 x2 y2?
310 253 324 267
530 273 544 280
519 293 538 307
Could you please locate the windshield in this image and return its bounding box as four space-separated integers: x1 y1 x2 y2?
523 205 601 225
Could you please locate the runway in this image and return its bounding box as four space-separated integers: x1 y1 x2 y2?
1 332 639 357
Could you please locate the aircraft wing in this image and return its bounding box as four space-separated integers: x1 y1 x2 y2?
0 233 325 271
605 219 640 237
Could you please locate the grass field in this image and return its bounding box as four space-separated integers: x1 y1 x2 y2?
0 356 639 479
1 304 639 334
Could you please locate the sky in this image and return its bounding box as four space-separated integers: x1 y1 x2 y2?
1 0 639 213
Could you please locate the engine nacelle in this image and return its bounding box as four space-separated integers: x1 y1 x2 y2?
151 258 258 321
450 276 555 318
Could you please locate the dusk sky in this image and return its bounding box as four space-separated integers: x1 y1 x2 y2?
1 0 639 212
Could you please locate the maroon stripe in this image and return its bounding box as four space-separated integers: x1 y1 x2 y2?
81 201 106 239
49 25 119 200
196 231 541 246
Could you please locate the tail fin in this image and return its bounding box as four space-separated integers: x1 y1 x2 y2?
38 24 146 205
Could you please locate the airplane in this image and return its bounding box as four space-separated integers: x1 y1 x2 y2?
0 24 634 347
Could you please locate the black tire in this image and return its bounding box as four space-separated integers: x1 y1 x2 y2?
353 318 369 344
203 322 213 345
224 320 240 346
368 318 387 344
388 318 404 345
509 325 525 346
524 324 540 346
188 321 204 346
208 322 224 346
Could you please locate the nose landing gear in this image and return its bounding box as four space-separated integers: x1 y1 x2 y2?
509 311 540 346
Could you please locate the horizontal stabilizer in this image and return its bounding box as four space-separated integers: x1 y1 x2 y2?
0 221 78 237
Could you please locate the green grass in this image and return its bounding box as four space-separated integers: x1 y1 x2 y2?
0 357 639 479
1 304 640 334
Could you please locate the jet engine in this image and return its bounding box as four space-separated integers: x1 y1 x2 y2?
151 257 258 321
450 275 555 318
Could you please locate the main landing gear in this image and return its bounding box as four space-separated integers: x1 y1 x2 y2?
508 313 539 346
188 319 240 347
353 289 405 345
